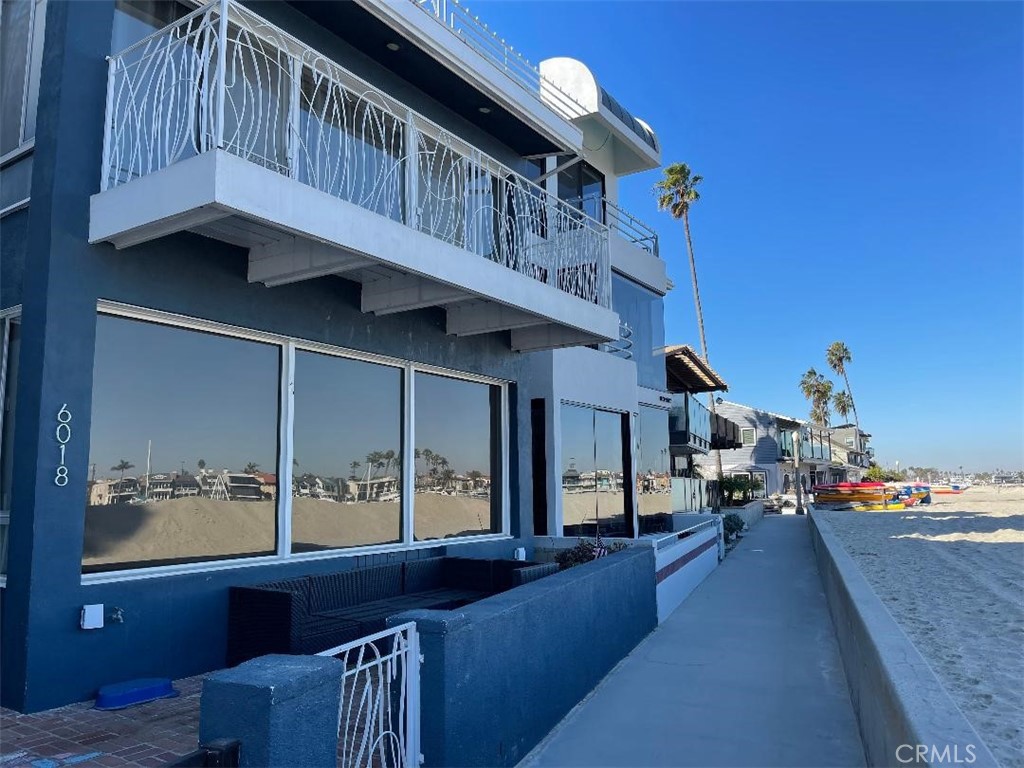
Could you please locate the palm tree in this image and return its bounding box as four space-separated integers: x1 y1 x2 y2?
197 458 206 472
244 462 260 474
833 391 854 423
383 449 396 478
826 341 861 442
799 368 834 426
111 459 134 485
349 460 361 481
655 162 723 479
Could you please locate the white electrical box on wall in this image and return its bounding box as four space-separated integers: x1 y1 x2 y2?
81 604 104 630
513 547 527 561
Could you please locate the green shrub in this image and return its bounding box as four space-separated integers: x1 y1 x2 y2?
722 513 745 538
555 539 628 570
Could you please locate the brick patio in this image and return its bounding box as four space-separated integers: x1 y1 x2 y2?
0 677 202 768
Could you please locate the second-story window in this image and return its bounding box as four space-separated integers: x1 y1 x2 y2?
1 0 46 158
557 160 604 223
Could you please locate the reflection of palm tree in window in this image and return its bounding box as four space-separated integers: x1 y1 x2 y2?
112 459 134 486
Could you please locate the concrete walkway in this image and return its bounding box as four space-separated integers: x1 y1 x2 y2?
523 515 865 768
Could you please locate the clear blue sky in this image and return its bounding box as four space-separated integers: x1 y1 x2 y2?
478 0 1023 472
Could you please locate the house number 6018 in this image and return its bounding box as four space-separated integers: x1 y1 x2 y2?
55 404 71 486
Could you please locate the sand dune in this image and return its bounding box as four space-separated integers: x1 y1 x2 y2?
821 487 1024 768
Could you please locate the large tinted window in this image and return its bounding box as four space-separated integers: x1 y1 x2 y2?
561 403 630 538
637 406 671 533
413 372 500 541
1 0 46 156
0 315 20 574
611 274 665 390
291 350 402 552
84 316 280 572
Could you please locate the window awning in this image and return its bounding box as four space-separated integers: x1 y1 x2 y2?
664 345 728 394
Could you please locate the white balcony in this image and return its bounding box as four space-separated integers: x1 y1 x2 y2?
89 0 618 352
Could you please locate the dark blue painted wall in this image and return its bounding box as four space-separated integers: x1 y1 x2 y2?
392 548 657 768
2 0 539 712
1 208 27 309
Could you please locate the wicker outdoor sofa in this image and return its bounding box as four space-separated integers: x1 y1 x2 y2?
226 556 557 665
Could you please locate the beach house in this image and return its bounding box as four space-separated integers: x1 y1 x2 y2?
0 0 674 714
695 400 840 495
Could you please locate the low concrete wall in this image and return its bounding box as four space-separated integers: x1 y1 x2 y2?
391 548 656 768
653 523 721 623
722 500 763 530
809 512 998 767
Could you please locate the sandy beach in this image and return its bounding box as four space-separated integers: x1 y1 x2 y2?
820 487 1024 768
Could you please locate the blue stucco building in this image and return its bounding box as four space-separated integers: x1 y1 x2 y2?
0 0 676 712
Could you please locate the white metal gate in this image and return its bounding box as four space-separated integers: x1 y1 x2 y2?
317 622 421 768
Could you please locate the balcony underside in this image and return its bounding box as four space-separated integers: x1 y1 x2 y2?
89 151 619 353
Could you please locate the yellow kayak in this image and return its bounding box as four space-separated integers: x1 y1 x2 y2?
816 501 906 511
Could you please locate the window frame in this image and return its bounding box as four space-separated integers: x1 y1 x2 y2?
81 301 510 584
0 0 47 163
740 427 756 447
0 304 22 587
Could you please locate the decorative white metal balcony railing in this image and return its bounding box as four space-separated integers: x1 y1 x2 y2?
101 0 610 307
411 0 588 122
569 194 660 257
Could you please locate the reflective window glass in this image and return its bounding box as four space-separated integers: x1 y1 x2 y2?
291 350 402 552
561 403 630 538
413 372 500 540
1 0 46 155
0 316 20 574
560 403 595 536
84 315 279 572
611 274 665 390
637 406 671 532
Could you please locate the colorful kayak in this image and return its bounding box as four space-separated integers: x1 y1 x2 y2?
813 482 890 504
815 501 907 512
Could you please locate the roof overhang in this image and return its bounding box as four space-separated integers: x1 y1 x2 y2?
292 1 581 156
664 345 728 393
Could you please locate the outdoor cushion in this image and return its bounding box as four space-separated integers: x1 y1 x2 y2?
403 558 444 593
306 563 402 612
441 557 495 591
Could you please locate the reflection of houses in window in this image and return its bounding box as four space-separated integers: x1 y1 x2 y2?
595 469 623 492
257 473 277 501
223 473 263 502
142 473 173 501
346 476 399 502
88 479 112 506
562 461 582 491
171 473 200 498
109 477 139 505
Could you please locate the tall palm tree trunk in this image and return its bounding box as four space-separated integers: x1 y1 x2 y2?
842 371 862 448
683 211 724 480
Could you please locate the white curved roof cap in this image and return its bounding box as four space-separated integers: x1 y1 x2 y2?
540 57 659 153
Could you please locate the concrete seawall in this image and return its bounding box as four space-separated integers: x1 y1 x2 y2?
809 511 998 767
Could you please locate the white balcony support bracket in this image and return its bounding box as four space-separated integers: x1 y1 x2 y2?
361 274 469 315
247 238 373 287
446 302 544 337
510 323 603 353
